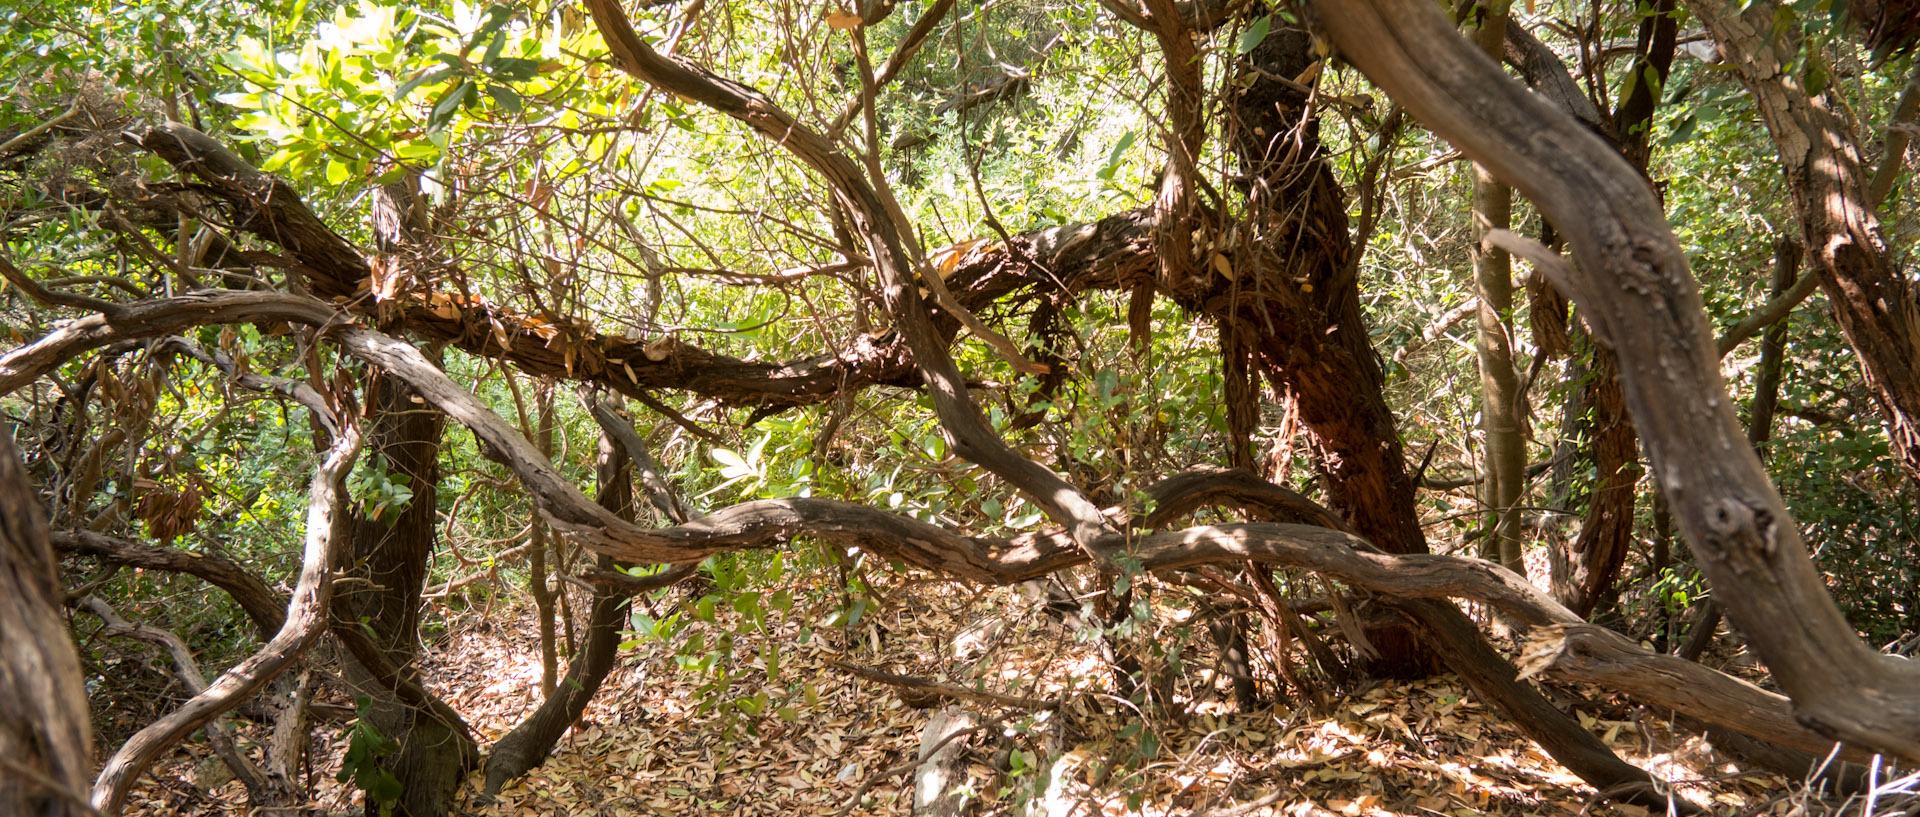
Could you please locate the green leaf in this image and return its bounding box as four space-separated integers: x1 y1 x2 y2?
429 79 473 129
490 56 541 81
1237 15 1271 56
466 4 515 52
325 158 353 185
481 30 506 65
486 84 522 114
395 66 453 101
1098 130 1136 180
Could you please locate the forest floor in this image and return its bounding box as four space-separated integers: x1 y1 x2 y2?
116 577 1828 817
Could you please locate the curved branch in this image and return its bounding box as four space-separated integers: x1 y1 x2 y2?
571 5 1123 550
337 321 1851 765
1310 0 1920 760
117 123 1159 415
0 290 338 398
1142 465 1355 532
90 411 360 816
76 597 275 803
51 531 285 640
1386 599 1684 812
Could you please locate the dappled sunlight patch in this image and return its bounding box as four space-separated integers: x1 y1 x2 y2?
118 578 1797 817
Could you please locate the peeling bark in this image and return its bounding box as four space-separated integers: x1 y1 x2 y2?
1689 0 1920 486
1308 0 1920 760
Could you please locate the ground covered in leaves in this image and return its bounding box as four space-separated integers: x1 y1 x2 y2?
117 577 1830 816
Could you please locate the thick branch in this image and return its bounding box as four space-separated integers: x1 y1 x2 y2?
1311 0 1920 760
586 1 1119 551
77 597 275 802
116 123 1157 417
0 290 337 398
90 413 360 816
1518 624 1868 761
52 530 285 640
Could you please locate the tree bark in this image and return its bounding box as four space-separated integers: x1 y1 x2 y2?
1470 0 1526 574
51 529 286 640
1308 0 1920 760
1226 21 1436 678
1689 0 1920 487
1 430 94 817
91 409 360 815
332 366 478 817
479 416 693 797
1389 600 1682 811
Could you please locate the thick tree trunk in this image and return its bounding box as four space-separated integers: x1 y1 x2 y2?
1689 0 1920 486
333 369 477 817
1311 0 1920 760
0 433 94 817
1228 22 1437 679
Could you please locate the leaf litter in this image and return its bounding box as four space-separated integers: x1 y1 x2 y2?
117 576 1814 816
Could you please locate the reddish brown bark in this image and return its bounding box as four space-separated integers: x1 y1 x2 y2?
1689 1 1920 486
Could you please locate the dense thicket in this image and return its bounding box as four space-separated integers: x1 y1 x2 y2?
2 0 1917 814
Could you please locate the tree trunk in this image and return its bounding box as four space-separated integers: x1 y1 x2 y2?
1551 343 1641 618
1690 0 1920 487
1228 21 1437 679
1311 0 1920 759
527 384 558 698
333 368 477 817
0 432 94 817
1470 1 1526 574
482 430 649 796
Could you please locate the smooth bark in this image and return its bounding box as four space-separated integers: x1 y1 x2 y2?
1470 0 1525 573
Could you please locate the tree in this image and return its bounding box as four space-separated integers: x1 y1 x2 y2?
4 1 1919 814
